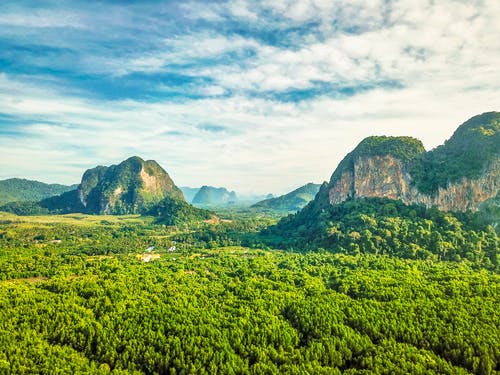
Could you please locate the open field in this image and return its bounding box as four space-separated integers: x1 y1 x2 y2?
0 211 152 226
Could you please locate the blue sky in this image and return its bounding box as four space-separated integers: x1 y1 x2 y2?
0 0 499 194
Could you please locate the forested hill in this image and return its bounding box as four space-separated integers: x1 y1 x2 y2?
264 114 499 268
251 183 321 212
409 111 500 194
0 178 77 204
307 112 499 212
42 156 185 215
265 196 499 269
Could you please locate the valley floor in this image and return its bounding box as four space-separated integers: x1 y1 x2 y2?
0 213 499 374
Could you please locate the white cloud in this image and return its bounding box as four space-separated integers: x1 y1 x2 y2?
0 10 85 28
180 2 225 21
227 0 259 20
0 0 499 194
197 85 227 96
0 70 497 194
124 0 497 99
8 0 496 95
111 33 259 76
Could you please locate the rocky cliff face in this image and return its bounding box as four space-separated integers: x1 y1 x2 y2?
325 112 500 212
328 155 499 212
41 156 184 214
407 158 499 211
76 156 184 214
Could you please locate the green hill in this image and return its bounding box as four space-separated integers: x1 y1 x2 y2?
42 156 184 215
265 113 499 265
251 183 321 212
409 112 500 194
147 197 213 226
0 178 76 204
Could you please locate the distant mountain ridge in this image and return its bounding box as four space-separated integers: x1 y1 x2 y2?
0 178 77 204
251 183 321 212
2 113 497 220
180 187 200 203
192 186 237 205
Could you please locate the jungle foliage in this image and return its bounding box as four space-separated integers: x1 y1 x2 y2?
265 197 499 270
0 213 499 374
409 112 500 195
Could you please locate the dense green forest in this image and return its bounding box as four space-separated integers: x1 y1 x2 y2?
265 197 499 270
0 211 499 374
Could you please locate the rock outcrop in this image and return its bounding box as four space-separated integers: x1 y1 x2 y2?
325 112 500 212
328 154 499 212
42 156 184 214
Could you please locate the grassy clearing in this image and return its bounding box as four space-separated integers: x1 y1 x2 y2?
0 211 153 226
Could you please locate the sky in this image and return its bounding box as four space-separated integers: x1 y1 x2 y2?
0 0 499 195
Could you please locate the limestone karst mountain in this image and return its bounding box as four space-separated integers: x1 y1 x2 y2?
270 112 499 248
192 186 237 205
319 112 499 212
41 156 184 215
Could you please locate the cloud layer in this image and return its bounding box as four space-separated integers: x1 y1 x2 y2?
0 0 499 194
